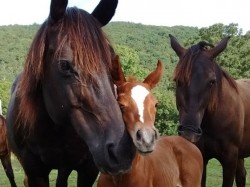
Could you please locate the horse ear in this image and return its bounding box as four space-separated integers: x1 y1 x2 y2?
49 0 68 24
143 60 164 89
169 34 186 58
208 36 230 58
111 55 126 86
92 0 118 26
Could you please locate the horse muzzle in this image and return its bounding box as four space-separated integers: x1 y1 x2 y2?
133 127 158 154
177 125 202 143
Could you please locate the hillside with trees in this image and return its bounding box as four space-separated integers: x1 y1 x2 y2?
0 22 249 135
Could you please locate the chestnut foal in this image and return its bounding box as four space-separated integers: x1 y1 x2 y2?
98 56 203 187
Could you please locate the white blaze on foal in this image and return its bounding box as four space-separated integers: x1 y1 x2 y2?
131 85 149 123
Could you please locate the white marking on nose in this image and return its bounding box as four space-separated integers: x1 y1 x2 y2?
131 85 149 123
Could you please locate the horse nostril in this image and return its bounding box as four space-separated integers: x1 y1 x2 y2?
197 128 202 135
136 130 142 141
106 143 118 164
154 129 158 140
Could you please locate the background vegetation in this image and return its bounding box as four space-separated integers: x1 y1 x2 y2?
0 22 250 186
1 22 249 134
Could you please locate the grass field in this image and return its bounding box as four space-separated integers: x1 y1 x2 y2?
0 155 249 187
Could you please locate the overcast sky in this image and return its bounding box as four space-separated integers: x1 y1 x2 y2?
0 0 249 33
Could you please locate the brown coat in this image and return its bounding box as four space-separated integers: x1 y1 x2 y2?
98 136 203 187
0 115 9 156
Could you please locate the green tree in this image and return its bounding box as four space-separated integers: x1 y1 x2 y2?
185 23 250 79
154 91 178 135
0 79 12 116
114 45 147 78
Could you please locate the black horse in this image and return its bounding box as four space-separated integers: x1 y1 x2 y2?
170 34 250 187
6 0 135 186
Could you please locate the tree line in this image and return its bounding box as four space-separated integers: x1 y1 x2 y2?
0 22 249 135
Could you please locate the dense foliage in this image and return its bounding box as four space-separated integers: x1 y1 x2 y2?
0 22 249 135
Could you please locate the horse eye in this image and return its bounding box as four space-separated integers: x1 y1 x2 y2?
58 60 78 77
59 60 71 71
155 102 159 108
209 79 216 87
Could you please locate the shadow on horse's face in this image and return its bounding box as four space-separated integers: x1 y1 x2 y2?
170 34 230 143
111 56 163 154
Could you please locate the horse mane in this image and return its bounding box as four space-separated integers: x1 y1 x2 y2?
173 41 238 111
125 76 148 87
17 7 112 129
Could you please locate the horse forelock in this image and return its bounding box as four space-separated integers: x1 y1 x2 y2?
17 7 113 130
173 47 198 85
42 7 112 77
118 77 149 99
173 42 214 84
127 76 138 83
56 7 112 80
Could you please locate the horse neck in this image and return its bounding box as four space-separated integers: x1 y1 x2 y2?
215 76 238 109
110 152 145 186
222 74 237 90
203 76 239 128
132 152 144 167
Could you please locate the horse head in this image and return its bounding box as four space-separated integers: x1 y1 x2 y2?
111 55 163 154
169 34 230 143
17 0 135 175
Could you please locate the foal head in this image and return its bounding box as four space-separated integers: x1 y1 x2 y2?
111 56 164 154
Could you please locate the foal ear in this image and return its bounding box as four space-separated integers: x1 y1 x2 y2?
169 34 186 58
143 60 164 89
49 0 68 24
208 36 230 59
111 55 126 86
92 0 118 26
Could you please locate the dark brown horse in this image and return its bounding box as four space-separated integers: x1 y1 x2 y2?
6 0 135 187
97 56 203 187
0 115 17 187
170 34 250 187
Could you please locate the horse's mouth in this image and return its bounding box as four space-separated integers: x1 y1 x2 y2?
137 149 153 155
178 125 202 143
99 166 132 176
179 131 201 143
134 142 155 155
